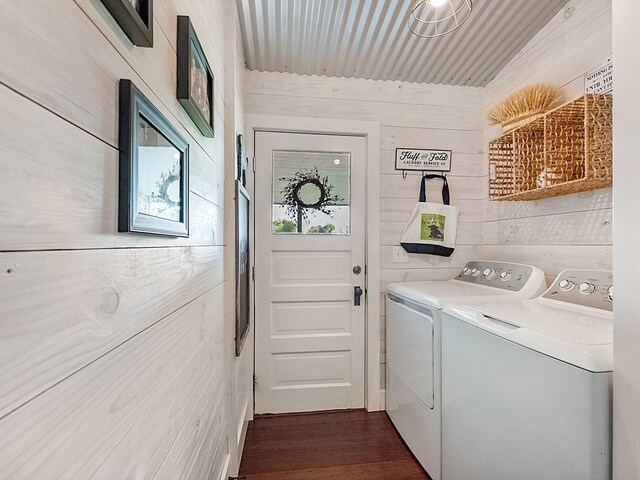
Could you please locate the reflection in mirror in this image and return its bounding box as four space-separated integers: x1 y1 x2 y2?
272 151 350 235
137 115 183 222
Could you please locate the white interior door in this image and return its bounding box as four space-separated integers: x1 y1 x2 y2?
254 131 366 414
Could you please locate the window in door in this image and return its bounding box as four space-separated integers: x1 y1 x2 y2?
271 150 351 235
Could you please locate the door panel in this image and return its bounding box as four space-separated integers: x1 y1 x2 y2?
255 132 366 414
271 351 351 386
271 302 351 335
271 251 351 283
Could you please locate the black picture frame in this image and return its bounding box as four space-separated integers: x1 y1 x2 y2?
118 79 190 237
177 16 215 138
235 181 251 356
237 133 248 186
100 0 154 47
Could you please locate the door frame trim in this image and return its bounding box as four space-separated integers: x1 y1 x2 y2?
246 113 382 412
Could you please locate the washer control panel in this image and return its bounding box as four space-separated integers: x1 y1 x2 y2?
455 261 533 291
543 270 613 311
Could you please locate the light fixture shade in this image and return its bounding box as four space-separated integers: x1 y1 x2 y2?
408 0 473 38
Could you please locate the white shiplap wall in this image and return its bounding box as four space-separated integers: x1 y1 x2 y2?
224 6 253 474
483 0 613 282
0 0 246 478
244 71 485 387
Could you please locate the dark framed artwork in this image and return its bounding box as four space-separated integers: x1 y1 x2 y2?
177 15 215 138
100 0 153 47
235 181 251 356
118 79 189 237
236 133 248 187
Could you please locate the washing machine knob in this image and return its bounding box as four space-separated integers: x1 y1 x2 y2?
483 268 496 279
462 267 472 275
578 282 596 295
499 271 511 281
607 285 613 301
471 268 481 277
559 279 575 291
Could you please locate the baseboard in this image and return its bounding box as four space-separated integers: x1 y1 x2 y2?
366 387 386 412
236 398 249 444
228 398 250 479
218 453 231 480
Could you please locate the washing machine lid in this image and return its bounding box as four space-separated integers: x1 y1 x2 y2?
387 280 514 310
443 300 613 372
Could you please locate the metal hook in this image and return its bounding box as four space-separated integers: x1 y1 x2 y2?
402 170 408 179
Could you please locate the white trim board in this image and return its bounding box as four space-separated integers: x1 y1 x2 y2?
218 453 231 480
245 113 382 412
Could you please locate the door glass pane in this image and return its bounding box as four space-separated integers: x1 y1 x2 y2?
272 150 351 235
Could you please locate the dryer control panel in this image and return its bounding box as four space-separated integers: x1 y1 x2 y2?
543 269 613 311
455 261 534 292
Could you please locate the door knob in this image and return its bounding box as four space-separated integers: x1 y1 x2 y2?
354 286 364 306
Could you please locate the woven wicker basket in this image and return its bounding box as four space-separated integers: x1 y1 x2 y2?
489 93 612 201
502 112 546 134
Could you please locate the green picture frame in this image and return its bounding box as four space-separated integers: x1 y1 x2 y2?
177 15 214 138
100 0 153 47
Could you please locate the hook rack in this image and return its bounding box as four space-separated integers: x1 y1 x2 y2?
401 170 446 180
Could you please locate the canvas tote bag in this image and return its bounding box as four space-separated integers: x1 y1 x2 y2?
400 174 459 257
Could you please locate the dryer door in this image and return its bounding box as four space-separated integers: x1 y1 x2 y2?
387 293 435 408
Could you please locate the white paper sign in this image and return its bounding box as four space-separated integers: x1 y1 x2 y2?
395 148 452 172
585 59 613 94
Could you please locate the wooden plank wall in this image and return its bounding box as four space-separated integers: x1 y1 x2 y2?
0 0 245 478
244 72 485 387
223 5 254 473
483 0 613 283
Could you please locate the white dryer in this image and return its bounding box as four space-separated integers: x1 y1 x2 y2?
441 269 613 480
385 261 547 480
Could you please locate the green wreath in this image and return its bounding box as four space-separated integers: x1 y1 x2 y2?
280 167 342 223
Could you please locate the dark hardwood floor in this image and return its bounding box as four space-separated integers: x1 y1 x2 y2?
238 410 432 480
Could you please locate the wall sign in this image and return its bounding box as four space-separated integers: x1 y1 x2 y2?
395 148 452 172
585 58 613 94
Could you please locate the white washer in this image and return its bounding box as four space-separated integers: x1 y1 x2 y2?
441 269 613 480
386 261 546 480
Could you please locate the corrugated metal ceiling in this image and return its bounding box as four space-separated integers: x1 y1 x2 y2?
236 0 571 86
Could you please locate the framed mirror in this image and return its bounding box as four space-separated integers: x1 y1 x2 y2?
118 79 189 237
235 181 250 356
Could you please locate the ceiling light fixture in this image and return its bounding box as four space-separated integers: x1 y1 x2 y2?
408 0 473 38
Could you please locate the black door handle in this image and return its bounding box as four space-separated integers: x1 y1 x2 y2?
354 286 363 306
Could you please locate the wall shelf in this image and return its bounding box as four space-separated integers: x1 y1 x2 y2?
489 93 612 201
